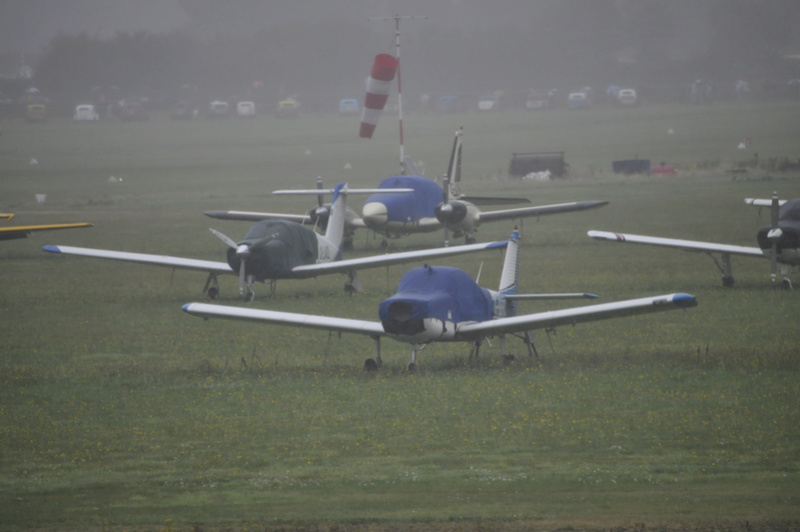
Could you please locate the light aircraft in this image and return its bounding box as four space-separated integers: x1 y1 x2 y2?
1 213 92 241
183 228 697 371
204 129 609 246
43 183 508 301
588 192 800 289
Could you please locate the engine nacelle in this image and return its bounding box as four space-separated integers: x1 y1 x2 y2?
434 201 480 234
435 200 467 223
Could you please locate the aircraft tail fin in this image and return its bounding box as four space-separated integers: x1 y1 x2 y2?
445 127 463 197
492 228 521 318
498 229 521 295
325 183 350 250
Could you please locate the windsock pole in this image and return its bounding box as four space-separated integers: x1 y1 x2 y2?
369 15 426 174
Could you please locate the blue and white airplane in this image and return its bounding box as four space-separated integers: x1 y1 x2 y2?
204 129 608 246
183 229 697 370
43 183 508 301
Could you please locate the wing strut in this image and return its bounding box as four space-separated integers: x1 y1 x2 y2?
706 251 735 287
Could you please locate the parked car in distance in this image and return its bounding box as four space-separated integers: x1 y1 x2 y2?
74 104 99 121
617 88 638 106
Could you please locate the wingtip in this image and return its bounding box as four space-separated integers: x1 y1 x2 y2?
485 240 509 250
673 293 698 308
42 245 60 253
581 200 609 209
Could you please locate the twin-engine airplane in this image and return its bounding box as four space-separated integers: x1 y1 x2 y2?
588 192 800 289
43 183 508 301
204 129 608 246
1 213 92 241
183 229 697 371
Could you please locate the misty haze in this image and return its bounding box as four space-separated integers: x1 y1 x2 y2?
1 0 799 111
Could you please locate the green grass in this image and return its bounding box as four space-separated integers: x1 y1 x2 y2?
1 102 799 531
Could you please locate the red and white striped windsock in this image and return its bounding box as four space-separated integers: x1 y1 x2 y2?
359 53 399 139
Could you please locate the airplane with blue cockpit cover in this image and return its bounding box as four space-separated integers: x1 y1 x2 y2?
589 192 800 289
204 129 608 246
43 183 509 301
183 228 697 370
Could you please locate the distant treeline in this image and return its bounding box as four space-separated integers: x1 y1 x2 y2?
7 0 800 109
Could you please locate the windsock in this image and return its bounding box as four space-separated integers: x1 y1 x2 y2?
359 53 399 139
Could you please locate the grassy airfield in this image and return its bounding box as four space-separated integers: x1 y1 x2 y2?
1 100 799 531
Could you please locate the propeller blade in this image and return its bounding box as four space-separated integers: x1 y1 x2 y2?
239 259 247 296
771 191 780 230
441 176 451 246
316 176 325 209
209 228 238 249
770 191 780 282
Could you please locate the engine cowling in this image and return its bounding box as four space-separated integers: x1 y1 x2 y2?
434 200 468 224
434 201 480 237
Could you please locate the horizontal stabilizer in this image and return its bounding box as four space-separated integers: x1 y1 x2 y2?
507 293 599 300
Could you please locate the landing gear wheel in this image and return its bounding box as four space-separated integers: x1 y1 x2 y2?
244 291 255 302
380 239 388 249
406 362 416 372
782 278 793 290
502 354 516 364
344 283 356 296
364 358 379 372
722 276 735 288
207 287 219 300
465 235 476 244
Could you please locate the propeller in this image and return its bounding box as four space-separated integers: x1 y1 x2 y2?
433 127 469 246
210 228 278 298
306 176 330 231
767 191 783 283
440 175 452 246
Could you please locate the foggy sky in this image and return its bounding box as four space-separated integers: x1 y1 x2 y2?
7 0 790 58
2 0 799 98
0 0 188 55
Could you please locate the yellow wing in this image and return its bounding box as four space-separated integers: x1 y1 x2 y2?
0 217 93 241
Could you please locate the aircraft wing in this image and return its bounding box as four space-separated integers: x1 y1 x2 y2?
457 195 531 206
42 245 233 274
587 230 765 258
745 198 787 207
0 222 93 241
478 200 608 223
183 302 385 337
204 210 311 224
457 293 697 338
288 240 508 277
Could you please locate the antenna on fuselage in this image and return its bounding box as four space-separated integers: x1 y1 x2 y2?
368 14 427 174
